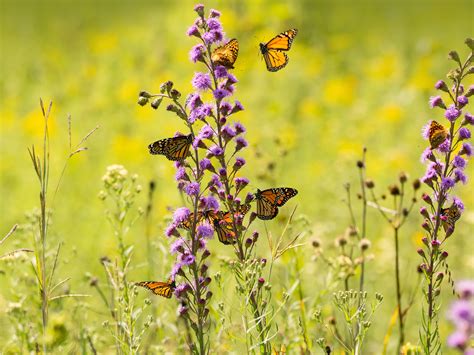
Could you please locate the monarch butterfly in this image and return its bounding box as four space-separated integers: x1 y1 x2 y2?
428 121 448 150
148 134 193 161
259 29 298 72
212 38 239 69
255 188 298 220
208 204 251 245
135 278 176 298
441 202 461 233
177 204 251 245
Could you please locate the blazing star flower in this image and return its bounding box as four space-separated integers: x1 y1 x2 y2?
207 18 222 31
221 125 236 140
435 80 448 91
175 167 188 181
232 100 244 113
171 262 183 279
209 174 222 188
234 121 246 134
235 177 249 190
197 223 214 238
445 104 462 122
461 142 473 156
438 138 451 153
441 176 455 190
165 224 179 238
170 238 186 254
214 65 228 79
198 124 214 140
190 44 205 63
185 182 200 196
187 25 200 37
208 145 224 156
454 169 468 184
181 252 195 265
465 113 474 125
199 158 213 171
192 72 212 91
459 127 471 140
187 92 203 110
235 137 248 152
213 88 231 100
430 96 445 109
453 155 467 169
173 207 191 224
219 101 232 115
421 147 435 162
458 95 468 107
202 30 223 44
233 157 246 170
209 8 221 17
202 195 219 210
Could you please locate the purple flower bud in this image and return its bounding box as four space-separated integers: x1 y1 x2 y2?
201 263 209 274
235 137 248 151
214 65 228 79
422 221 431 232
232 101 244 113
201 277 212 287
431 239 441 248
417 248 425 257
459 127 471 140
245 192 254 204
235 177 249 192
175 167 189 181
445 104 461 122
209 9 221 17
429 96 446 109
171 262 183 278
173 207 191 224
208 145 224 157
440 251 448 260
184 182 200 197
187 25 200 37
456 280 474 299
181 252 195 265
206 291 213 300
221 125 236 141
261 258 267 266
453 197 465 211
437 138 451 153
420 147 436 163
194 4 204 15
189 44 205 63
464 112 474 125
453 155 466 169
192 72 212 91
174 283 190 298
170 238 185 254
208 174 222 189
234 121 246 134
213 88 231 100
441 177 455 190
186 92 203 111
217 189 226 199
457 95 468 108
460 142 473 156
454 169 468 184
218 168 227 177
258 277 265 286
219 101 232 115
207 18 222 31
199 158 213 172
419 206 429 218
165 224 180 238
233 157 246 170
245 238 253 247
202 249 211 259
435 80 448 92
202 195 219 211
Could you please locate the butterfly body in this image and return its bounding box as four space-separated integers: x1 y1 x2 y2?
255 187 298 220
428 121 448 149
259 29 298 72
212 38 239 69
136 279 176 298
148 134 193 161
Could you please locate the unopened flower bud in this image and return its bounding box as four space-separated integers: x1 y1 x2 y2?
413 179 421 190
440 251 448 260
170 89 181 99
206 291 213 300
258 277 265 287
448 50 461 64
436 272 444 282
359 238 371 251
356 160 364 168
245 238 252 247
138 96 148 106
431 239 441 249
200 263 208 274
335 236 347 247
312 238 321 248
139 90 152 98
399 172 408 183
417 248 425 257
151 97 163 109
202 249 211 260
422 221 431 232
389 184 400 196
419 206 429 218
421 237 429 247
422 193 432 205
261 258 267 266
465 37 474 50
365 180 375 189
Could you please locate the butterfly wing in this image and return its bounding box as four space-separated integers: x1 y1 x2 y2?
260 29 297 72
272 188 298 207
264 29 298 51
177 212 203 230
136 279 175 298
148 134 192 161
255 189 279 220
212 38 239 69
428 121 448 149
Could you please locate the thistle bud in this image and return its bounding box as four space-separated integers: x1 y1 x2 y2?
151 97 163 109
365 180 375 189
399 172 408 183
139 90 152 98
138 96 149 106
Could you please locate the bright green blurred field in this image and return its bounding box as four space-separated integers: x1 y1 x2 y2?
1 0 473 353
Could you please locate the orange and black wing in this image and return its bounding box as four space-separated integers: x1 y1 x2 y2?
441 203 461 233
259 29 298 72
212 38 239 69
148 134 193 161
213 212 237 245
428 121 448 150
177 212 203 230
135 279 176 298
255 188 298 220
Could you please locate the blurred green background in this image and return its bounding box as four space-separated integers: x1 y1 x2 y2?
1 0 473 352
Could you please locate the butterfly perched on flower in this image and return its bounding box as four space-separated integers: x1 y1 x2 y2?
212 38 239 69
440 202 462 234
148 134 193 161
259 29 298 72
177 204 251 245
428 120 448 149
255 188 298 220
135 278 176 298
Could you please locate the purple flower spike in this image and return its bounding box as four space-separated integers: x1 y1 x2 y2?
445 104 461 122
192 72 212 91
459 127 471 140
173 207 191 224
185 182 200 196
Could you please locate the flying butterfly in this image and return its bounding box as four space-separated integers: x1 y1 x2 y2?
148 134 193 161
428 121 448 150
255 188 298 220
440 202 462 234
259 29 298 72
135 278 176 299
212 38 239 69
